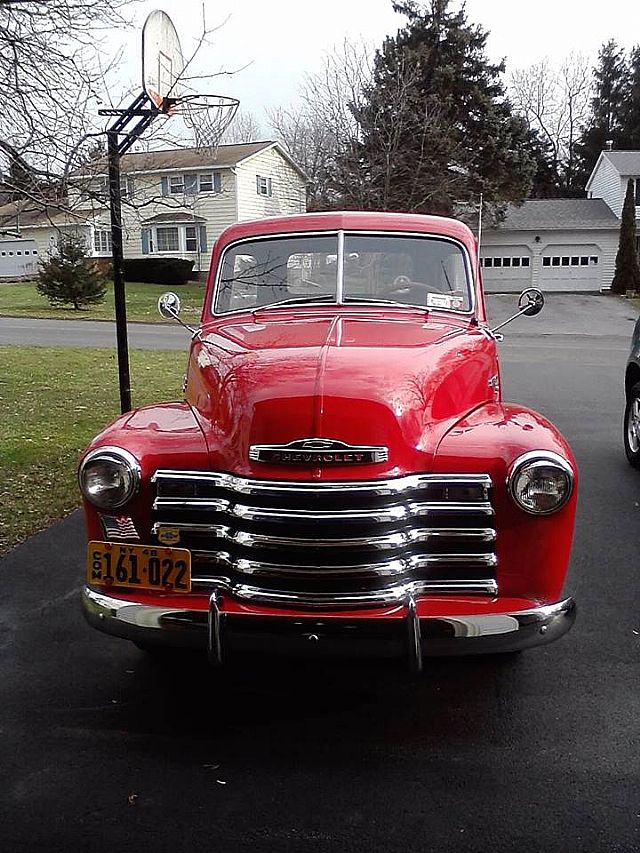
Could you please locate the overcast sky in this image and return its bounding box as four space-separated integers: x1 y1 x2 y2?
112 0 639 124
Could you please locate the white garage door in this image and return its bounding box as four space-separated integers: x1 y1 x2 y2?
480 249 533 293
0 240 39 278
539 245 600 292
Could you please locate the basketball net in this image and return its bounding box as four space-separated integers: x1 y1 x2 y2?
177 94 240 156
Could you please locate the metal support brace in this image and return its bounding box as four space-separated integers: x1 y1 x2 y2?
406 595 423 672
208 590 223 666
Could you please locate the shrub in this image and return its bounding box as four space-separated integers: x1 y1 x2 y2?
36 234 108 310
123 257 195 285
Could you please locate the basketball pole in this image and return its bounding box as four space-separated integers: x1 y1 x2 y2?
99 93 159 414
107 129 131 414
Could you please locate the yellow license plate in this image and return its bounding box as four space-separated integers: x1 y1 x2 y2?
87 541 191 593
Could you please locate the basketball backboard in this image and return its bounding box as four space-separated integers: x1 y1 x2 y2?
142 10 185 109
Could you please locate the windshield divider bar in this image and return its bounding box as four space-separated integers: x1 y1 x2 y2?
336 230 345 305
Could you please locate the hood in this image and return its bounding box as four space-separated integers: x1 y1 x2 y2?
186 311 497 478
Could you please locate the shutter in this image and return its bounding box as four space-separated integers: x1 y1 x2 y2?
141 228 150 254
256 175 261 193
161 177 169 196
267 177 273 196
127 177 135 198
184 174 198 195
199 225 207 252
213 172 221 193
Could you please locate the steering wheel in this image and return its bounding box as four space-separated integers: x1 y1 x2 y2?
380 275 445 297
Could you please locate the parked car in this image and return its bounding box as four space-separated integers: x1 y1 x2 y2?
79 211 577 670
624 317 640 467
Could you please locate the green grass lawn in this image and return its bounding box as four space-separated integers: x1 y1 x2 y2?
0 345 188 555
0 280 206 323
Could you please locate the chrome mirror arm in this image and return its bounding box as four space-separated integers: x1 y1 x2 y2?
157 292 201 339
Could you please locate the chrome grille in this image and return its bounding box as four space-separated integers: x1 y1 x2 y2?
151 471 497 607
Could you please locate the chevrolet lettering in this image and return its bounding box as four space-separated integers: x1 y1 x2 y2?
78 211 577 672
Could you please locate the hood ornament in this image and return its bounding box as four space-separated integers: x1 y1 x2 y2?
249 438 388 465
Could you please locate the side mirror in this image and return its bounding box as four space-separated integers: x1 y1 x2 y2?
518 288 544 317
157 291 200 338
158 291 182 320
489 288 544 336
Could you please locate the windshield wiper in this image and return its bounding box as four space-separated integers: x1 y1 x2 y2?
252 294 335 312
343 296 429 309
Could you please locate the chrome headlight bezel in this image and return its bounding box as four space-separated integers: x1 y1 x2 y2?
507 451 574 516
78 446 141 510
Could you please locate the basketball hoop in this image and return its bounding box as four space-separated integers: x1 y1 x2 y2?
177 93 240 154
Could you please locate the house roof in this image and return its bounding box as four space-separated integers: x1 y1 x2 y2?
491 199 620 232
78 141 308 180
585 149 640 193
0 200 93 230
142 212 206 224
601 150 640 175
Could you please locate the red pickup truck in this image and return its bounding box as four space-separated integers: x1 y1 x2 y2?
79 211 577 670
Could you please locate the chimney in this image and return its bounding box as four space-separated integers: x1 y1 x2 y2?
605 139 614 151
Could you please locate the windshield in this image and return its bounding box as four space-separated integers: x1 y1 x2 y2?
213 233 473 314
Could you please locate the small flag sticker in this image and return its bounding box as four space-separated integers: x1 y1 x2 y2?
101 515 140 541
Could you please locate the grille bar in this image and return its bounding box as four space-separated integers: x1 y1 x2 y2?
190 578 500 607
153 522 496 550
192 549 497 578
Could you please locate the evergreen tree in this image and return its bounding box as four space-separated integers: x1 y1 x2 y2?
611 179 640 295
622 45 640 150
37 233 108 310
331 0 535 218
574 41 629 188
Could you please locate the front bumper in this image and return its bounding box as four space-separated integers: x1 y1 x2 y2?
82 586 576 669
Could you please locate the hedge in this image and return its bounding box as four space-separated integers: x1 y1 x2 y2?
123 257 195 285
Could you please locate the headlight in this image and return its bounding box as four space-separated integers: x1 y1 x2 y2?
78 447 141 509
508 451 574 515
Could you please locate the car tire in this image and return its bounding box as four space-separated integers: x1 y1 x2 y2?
624 381 640 467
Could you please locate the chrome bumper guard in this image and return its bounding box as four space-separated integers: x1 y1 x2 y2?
82 587 576 671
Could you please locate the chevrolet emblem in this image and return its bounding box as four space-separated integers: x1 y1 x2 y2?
249 438 388 465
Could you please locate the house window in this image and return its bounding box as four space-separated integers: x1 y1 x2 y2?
552 257 560 266
580 257 589 265
169 175 185 195
87 177 132 200
561 257 570 266
522 257 530 267
502 257 511 267
199 172 221 193
542 257 551 266
94 230 112 254
256 175 273 196
156 227 180 252
493 257 502 267
185 226 198 252
483 258 492 268
571 257 579 266
512 257 521 267
590 256 599 265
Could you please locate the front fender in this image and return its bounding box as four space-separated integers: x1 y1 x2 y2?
433 402 578 604
80 402 210 543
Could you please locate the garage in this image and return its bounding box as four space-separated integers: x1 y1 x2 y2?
480 246 533 291
539 244 601 292
0 239 39 278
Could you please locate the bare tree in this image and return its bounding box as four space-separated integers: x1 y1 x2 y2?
509 55 591 194
220 109 263 144
0 0 134 211
267 39 373 209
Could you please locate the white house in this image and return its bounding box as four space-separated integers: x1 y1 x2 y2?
481 149 640 293
0 141 308 279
